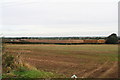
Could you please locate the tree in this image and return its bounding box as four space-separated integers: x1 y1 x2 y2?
105 33 118 44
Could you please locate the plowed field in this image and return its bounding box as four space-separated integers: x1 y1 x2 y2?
5 44 118 78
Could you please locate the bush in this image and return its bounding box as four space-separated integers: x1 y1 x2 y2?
105 33 118 44
2 53 15 73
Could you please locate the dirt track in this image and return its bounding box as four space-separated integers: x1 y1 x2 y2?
82 61 109 78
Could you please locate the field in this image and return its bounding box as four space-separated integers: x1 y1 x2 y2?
5 44 118 78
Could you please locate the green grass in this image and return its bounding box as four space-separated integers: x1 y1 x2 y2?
3 67 63 78
13 70 58 78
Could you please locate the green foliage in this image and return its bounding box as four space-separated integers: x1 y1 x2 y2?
2 53 18 73
13 69 59 78
3 66 63 78
105 33 118 44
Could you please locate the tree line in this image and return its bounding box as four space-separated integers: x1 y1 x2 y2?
3 33 119 44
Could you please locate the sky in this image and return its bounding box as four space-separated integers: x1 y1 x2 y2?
0 0 119 37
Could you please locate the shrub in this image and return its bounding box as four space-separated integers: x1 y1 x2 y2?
105 33 118 44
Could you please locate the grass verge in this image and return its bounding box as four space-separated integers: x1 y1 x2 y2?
2 66 64 78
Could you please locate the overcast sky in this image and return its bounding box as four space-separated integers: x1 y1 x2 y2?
0 0 119 37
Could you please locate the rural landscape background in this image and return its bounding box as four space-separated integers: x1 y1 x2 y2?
0 0 119 79
2 33 119 78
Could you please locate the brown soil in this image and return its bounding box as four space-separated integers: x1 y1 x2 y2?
5 44 118 78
